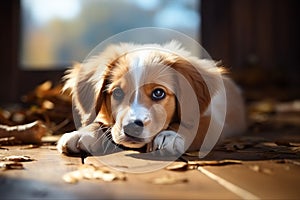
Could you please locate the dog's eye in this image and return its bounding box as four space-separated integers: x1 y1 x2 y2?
151 88 166 101
112 87 124 100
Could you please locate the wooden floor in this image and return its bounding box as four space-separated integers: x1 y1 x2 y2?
1 133 299 200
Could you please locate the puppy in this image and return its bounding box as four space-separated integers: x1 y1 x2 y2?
57 41 246 156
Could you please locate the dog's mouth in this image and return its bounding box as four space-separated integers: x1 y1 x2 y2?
123 134 145 143
120 129 153 148
120 136 148 149
111 121 155 148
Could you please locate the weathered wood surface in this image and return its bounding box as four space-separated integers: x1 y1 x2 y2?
0 145 299 199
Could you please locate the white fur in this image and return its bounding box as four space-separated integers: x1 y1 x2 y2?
153 131 185 156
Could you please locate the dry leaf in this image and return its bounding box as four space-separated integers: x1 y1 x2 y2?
1 155 34 162
184 151 200 157
249 165 260 172
188 160 242 166
0 161 24 170
224 142 254 151
19 144 39 149
165 160 242 171
0 137 15 143
37 81 52 92
262 168 273 174
165 162 188 171
275 141 300 147
276 159 300 166
62 170 83 184
100 173 117 182
62 164 126 184
221 136 266 152
42 100 54 110
290 147 300 152
253 142 300 156
249 165 272 175
64 162 77 166
275 100 300 113
151 175 188 185
0 121 48 144
249 100 276 114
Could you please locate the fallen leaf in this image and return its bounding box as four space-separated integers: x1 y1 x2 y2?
188 160 242 166
42 100 54 110
64 162 77 166
276 159 300 166
1 155 34 162
262 168 273 175
100 172 117 182
275 100 300 113
255 142 300 155
62 170 83 184
0 137 15 143
0 161 24 170
221 136 266 152
0 121 48 144
0 147 9 150
62 164 126 184
19 144 39 149
48 146 58 150
275 141 300 147
37 81 52 92
184 151 200 157
249 165 260 172
165 162 188 171
249 100 276 114
249 165 272 175
224 142 255 151
290 147 300 152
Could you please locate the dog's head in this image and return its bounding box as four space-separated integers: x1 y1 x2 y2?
66 41 223 149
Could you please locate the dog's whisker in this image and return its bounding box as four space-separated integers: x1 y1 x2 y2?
100 128 115 154
103 137 114 154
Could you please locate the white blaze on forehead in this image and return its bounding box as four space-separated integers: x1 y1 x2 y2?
129 50 150 104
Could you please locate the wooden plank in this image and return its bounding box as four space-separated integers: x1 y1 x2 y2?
0 145 83 199
202 160 300 199
86 152 240 199
0 146 239 199
2 145 299 199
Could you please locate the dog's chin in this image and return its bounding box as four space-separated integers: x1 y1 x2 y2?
121 142 146 149
120 134 151 148
114 135 151 149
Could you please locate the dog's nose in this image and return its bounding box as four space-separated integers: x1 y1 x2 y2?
123 120 144 138
133 119 144 127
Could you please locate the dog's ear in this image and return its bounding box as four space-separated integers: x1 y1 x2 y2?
94 65 114 126
167 58 223 127
63 61 115 127
63 44 134 127
169 58 214 113
62 62 101 127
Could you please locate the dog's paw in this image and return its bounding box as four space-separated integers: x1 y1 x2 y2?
56 130 105 154
56 131 80 154
153 131 185 156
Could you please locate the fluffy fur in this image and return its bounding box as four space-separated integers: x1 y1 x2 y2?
57 41 246 155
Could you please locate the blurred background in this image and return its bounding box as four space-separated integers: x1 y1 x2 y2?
20 0 200 69
0 0 299 104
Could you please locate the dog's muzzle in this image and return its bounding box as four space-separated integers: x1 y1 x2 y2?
123 120 144 140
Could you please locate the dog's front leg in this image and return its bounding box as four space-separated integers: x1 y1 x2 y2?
56 122 111 155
